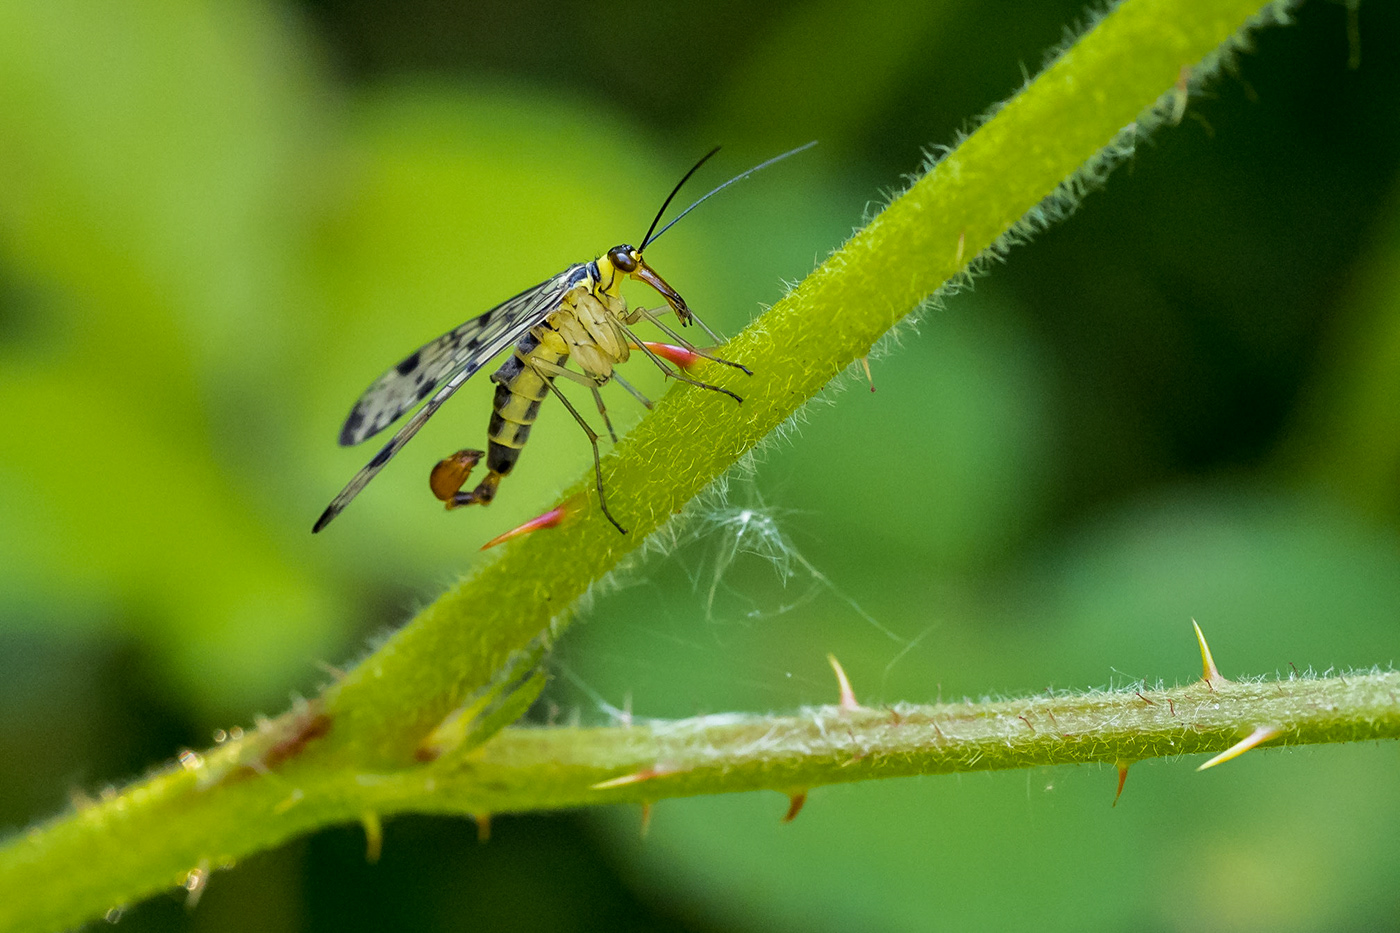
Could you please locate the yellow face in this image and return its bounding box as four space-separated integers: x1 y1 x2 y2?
596 243 641 297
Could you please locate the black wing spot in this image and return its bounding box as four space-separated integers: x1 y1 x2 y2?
395 351 421 376
369 443 395 468
416 381 435 401
312 504 336 533
339 409 365 446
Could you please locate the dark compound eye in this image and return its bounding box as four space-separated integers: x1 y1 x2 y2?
609 245 638 273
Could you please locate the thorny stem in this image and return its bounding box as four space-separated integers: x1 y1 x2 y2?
0 1 1326 931
318 0 1295 768
3 671 1397 933
398 671 1400 812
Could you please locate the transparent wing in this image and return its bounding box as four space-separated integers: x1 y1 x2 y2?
314 269 579 533
338 273 576 446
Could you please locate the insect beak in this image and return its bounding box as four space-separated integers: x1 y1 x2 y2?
631 259 693 325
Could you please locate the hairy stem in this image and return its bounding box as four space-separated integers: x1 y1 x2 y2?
4 670 1396 933
0 1 1307 930
413 670 1400 810
318 0 1289 768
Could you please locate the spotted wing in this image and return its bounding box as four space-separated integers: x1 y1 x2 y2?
342 295 521 446
314 269 579 533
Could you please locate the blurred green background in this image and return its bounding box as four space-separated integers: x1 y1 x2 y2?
3 0 1400 929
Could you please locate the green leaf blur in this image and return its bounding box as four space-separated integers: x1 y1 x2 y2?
2 0 1399 931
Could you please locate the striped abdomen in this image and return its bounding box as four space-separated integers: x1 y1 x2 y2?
485 330 567 478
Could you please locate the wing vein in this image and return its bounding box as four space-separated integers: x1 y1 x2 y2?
313 268 580 532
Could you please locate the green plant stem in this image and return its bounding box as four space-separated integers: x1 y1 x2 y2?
0 0 1303 929
403 671 1400 812
4 671 1396 932
319 0 1284 769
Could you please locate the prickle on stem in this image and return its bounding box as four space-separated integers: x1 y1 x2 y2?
1197 725 1282 772
859 356 876 392
783 790 808 823
591 763 680 790
828 654 860 711
1192 619 1225 686
1113 761 1130 807
479 497 581 550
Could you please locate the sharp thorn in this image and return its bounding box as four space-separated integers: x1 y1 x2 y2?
480 498 581 550
1192 619 1225 685
1197 725 1282 772
828 654 860 711
783 790 808 823
591 764 679 790
1112 761 1131 807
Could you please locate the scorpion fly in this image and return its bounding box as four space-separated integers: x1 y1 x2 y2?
313 142 815 536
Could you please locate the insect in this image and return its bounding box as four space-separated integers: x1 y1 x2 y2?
313 142 814 535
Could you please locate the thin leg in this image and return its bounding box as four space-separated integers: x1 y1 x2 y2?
591 386 619 443
536 360 607 391
620 323 743 404
530 361 626 535
632 298 728 341
526 356 643 424
689 313 724 345
631 306 752 375
611 372 653 410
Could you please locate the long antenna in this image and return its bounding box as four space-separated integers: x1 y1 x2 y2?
638 146 721 253
640 140 818 252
